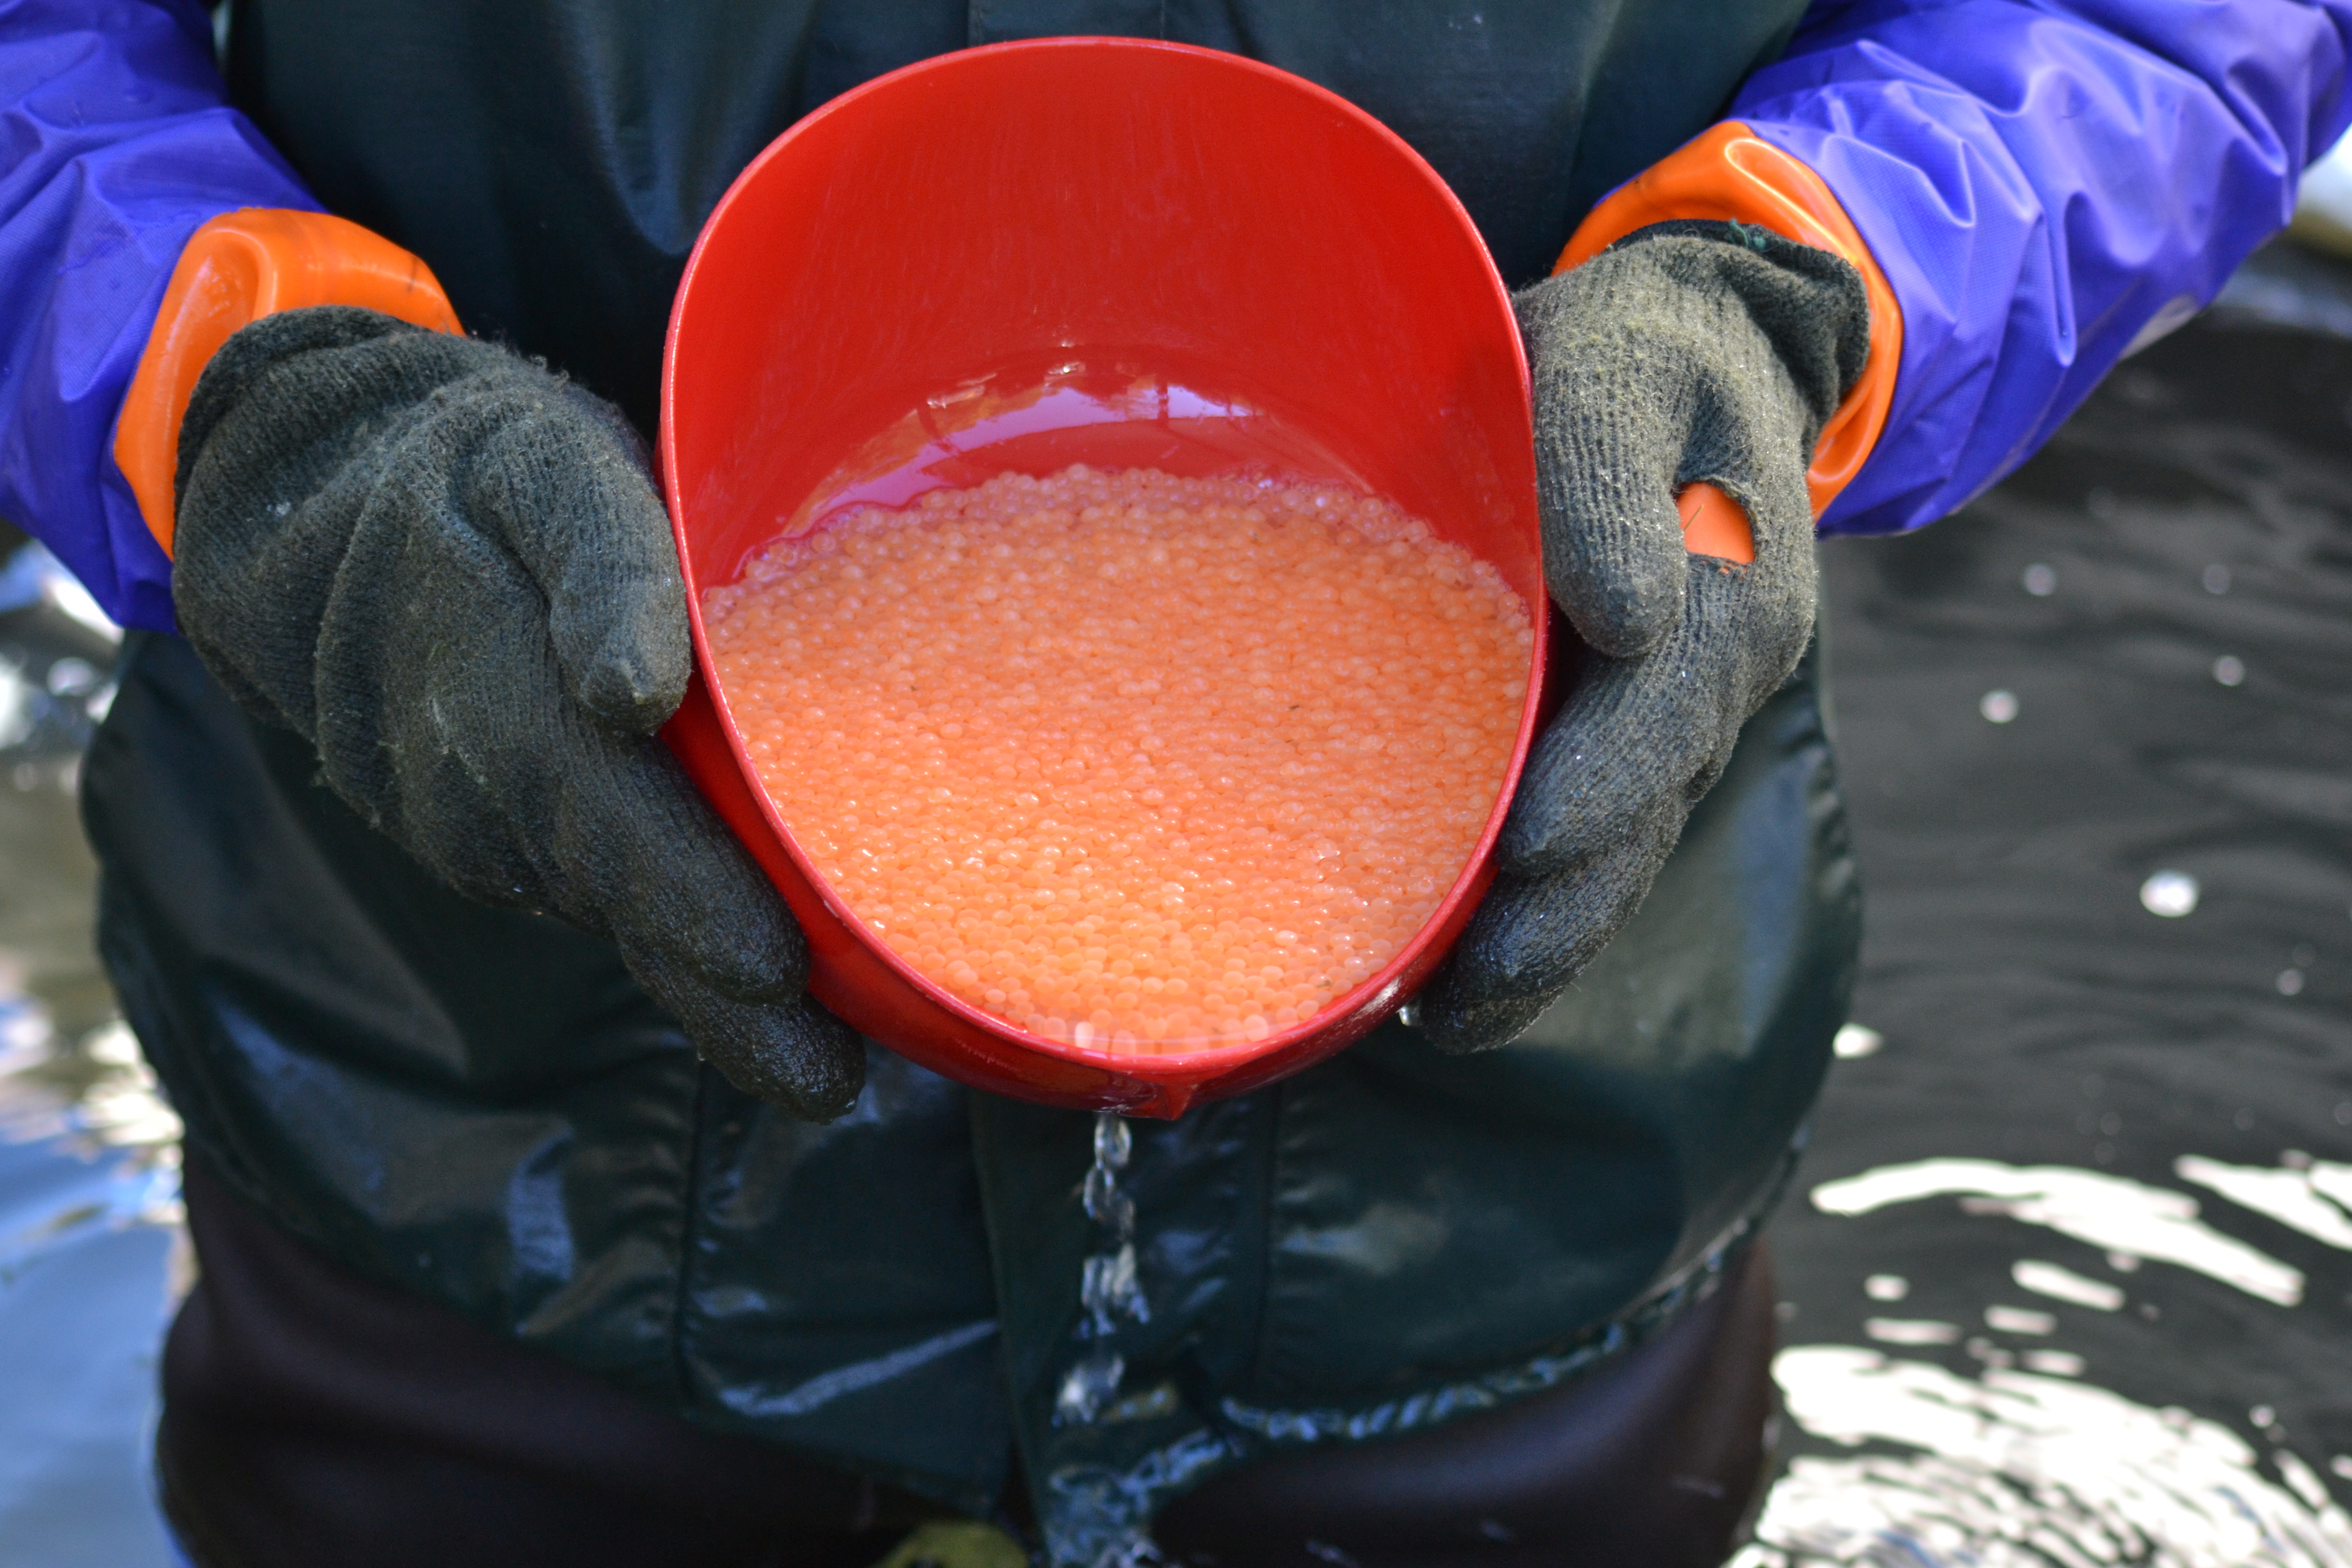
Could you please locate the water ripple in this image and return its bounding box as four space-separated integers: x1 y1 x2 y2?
1747 1348 2352 1567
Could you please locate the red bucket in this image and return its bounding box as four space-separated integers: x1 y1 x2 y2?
660 38 1549 1117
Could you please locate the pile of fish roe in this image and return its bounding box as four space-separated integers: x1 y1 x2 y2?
703 465 1532 1054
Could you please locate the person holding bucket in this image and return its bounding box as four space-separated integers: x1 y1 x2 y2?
3 3 2345 1565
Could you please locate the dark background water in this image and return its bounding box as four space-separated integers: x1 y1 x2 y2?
2 248 2349 1563
1753 287 2352 1562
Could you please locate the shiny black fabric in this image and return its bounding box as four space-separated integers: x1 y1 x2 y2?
158 1159 955 1568
87 631 1010 1507
99 0 1848 1542
1154 1245 1783 1566
88 631 1853 1534
220 0 1808 435
156 1149 1777 1568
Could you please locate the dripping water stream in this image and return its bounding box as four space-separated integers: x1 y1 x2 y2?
1059 1111 1149 1425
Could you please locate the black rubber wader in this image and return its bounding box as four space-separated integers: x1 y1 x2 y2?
92 628 1851 1554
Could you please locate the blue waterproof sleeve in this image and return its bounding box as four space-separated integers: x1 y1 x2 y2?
0 0 314 631
1735 0 2352 535
11 4 2347 606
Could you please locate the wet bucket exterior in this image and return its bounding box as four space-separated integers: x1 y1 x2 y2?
660 38 1549 1115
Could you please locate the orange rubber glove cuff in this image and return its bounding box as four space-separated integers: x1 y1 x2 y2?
1556 121 1903 559
114 209 462 558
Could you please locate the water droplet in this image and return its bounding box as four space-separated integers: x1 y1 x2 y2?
1866 1317 1960 1345
0 660 30 750
43 657 97 698
1082 1165 1134 1238
2276 968 2305 996
2022 562 2057 596
2012 1260 2124 1311
1092 1111 1131 1171
1081 1243 1146 1326
1984 1304 2057 1335
1833 1023 1883 1059
1864 1273 1909 1302
1054 1351 1124 1425
1979 690 2019 724
2140 871 2198 918
2202 564 2232 594
2212 655 2245 686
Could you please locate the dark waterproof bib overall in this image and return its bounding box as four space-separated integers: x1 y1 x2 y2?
86 2 1855 1556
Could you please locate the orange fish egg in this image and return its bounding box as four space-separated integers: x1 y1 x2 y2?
703 465 1531 1055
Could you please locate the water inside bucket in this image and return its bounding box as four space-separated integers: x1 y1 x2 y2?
692 360 1542 1082
704 459 1530 1057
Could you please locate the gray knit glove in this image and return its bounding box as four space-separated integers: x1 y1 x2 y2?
1418 223 1869 1054
172 306 865 1119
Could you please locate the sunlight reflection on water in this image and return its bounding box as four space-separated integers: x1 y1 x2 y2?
0 963 185 1294
0 961 184 1567
1748 1348 2352 1567
1812 1159 2307 1306
1746 1158 2352 1566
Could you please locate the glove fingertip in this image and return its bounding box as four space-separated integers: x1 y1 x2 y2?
482 389 691 734
575 624 690 733
659 976 867 1122
617 856 858 1119
1494 724 1605 879
714 1000 867 1122
1497 797 1574 880
1551 509 1685 662
1588 578 1678 664
555 513 693 734
1418 988 1549 1056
